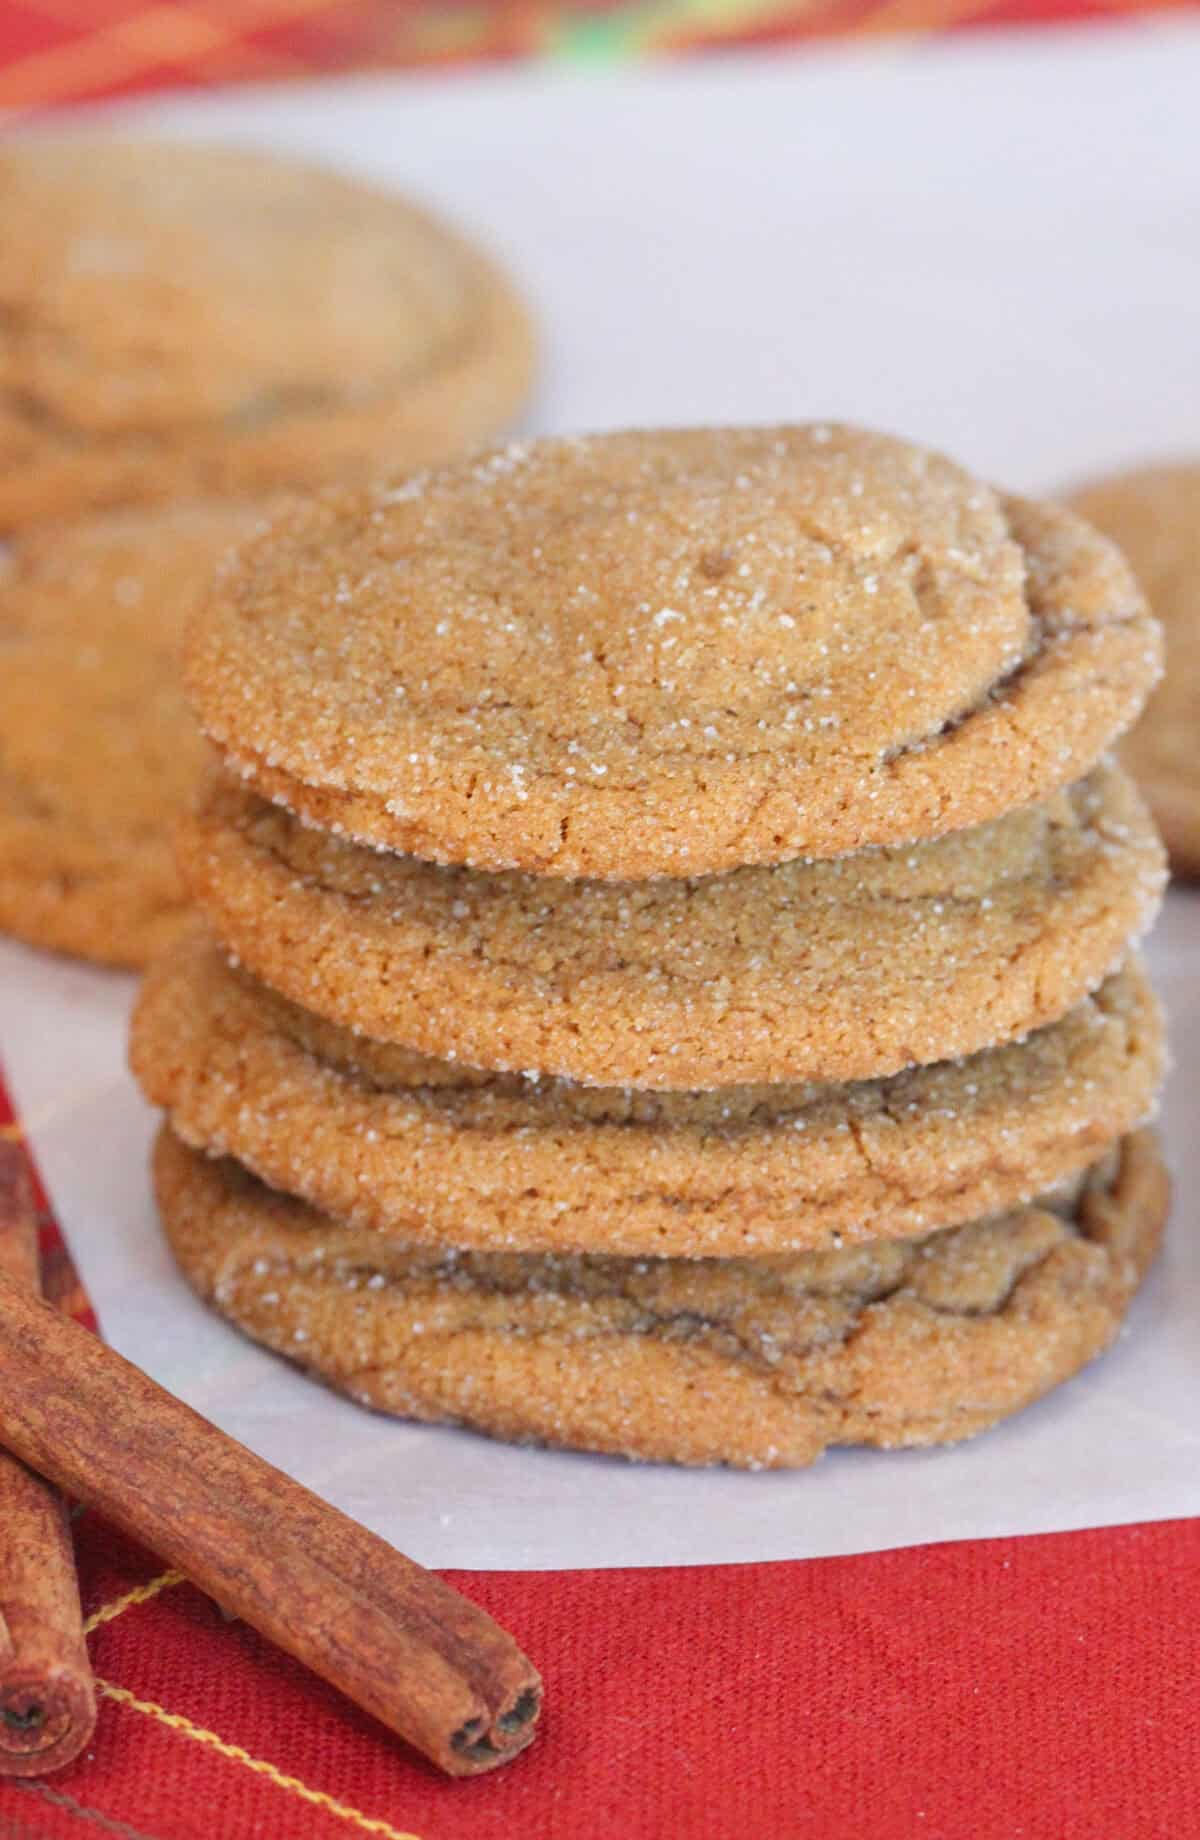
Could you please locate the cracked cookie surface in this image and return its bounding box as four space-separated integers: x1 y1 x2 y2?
0 141 534 531
1069 461 1200 876
179 763 1165 1088
187 425 1160 877
153 1127 1168 1468
133 933 1163 1257
0 498 266 966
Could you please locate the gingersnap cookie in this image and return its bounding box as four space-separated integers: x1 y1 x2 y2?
132 931 1164 1259
186 426 1159 879
0 499 267 968
1068 462 1200 876
153 1126 1168 1469
179 763 1165 1089
0 141 534 532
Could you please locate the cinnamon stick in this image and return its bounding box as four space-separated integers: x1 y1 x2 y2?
0 1144 96 1776
0 1256 541 1776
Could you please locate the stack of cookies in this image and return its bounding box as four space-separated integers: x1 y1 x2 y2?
132 426 1171 1468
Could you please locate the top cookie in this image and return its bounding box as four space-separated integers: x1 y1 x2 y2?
1068 461 1200 876
0 140 534 532
188 425 1160 878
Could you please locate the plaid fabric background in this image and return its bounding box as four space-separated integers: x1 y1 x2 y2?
2 0 1199 115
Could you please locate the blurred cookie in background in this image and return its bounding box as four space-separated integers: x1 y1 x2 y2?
0 500 267 968
1068 462 1200 878
0 140 535 533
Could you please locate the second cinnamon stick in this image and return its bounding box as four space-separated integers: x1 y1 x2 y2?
0 1144 96 1777
0 1262 540 1776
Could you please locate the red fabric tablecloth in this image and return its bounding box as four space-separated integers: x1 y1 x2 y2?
4 1508 1200 1840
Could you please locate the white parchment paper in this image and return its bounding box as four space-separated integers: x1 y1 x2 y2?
3 23 1198 1568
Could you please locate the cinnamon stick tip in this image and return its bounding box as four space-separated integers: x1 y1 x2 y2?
0 1671 97 1777
444 1679 542 1776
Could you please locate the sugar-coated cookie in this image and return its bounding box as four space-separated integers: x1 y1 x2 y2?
187 427 1160 877
154 1127 1168 1469
178 764 1165 1089
133 933 1163 1259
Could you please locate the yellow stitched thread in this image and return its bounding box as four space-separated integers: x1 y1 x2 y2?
84 1570 186 1633
0 1120 25 1142
93 1680 424 1840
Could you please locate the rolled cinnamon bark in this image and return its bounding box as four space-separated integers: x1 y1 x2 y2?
0 1253 541 1776
0 1144 96 1776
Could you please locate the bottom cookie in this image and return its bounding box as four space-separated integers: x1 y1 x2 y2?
154 1127 1168 1470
